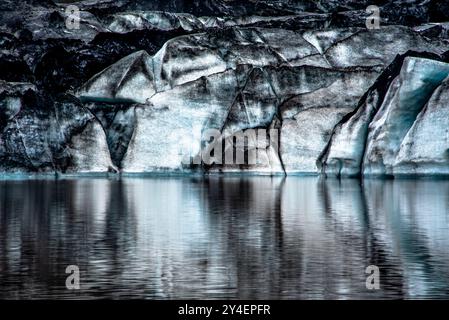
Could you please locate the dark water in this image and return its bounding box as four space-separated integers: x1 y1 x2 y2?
1 176 449 299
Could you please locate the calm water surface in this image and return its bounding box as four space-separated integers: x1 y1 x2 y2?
1 176 449 299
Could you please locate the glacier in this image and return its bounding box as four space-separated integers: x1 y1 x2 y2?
363 57 449 176
321 55 449 177
2 0 449 176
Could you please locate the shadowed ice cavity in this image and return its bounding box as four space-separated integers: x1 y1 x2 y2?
1 177 449 299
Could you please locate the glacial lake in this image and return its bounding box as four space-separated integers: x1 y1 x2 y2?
1 176 449 299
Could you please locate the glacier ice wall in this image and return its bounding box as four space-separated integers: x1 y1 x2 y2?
321 56 449 177
363 58 449 176
2 1 449 176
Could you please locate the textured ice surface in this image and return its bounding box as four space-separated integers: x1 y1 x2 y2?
3 0 449 176
108 11 330 33
281 108 348 173
394 77 449 175
363 57 449 175
77 27 330 105
320 89 385 177
75 26 449 175
77 51 155 104
121 69 239 172
78 25 447 106
280 68 379 173
108 11 204 33
323 26 447 68
85 102 138 168
207 120 284 174
322 56 449 177
0 82 114 174
120 64 379 173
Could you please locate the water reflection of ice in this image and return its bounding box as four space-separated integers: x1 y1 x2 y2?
0 177 449 299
